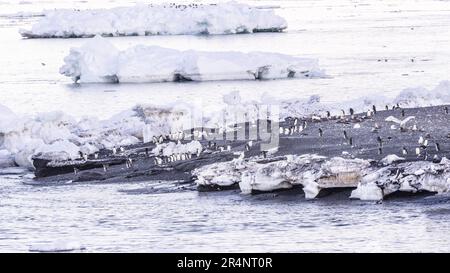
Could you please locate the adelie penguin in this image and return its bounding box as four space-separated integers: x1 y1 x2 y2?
377 136 383 147
372 105 377 114
319 128 323 137
343 130 348 140
435 142 441 152
402 147 408 155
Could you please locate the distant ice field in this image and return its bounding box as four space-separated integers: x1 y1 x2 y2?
0 0 449 119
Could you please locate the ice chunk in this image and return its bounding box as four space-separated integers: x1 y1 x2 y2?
60 36 323 83
29 240 85 252
380 154 405 165
350 182 383 201
20 2 287 38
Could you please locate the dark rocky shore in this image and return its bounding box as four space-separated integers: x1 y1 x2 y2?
31 104 450 194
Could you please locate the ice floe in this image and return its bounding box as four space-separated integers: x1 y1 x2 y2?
59 35 323 83
29 240 85 252
20 2 287 38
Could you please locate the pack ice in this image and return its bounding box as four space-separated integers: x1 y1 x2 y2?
19 2 287 38
59 35 323 83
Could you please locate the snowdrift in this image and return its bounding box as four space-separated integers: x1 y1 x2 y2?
59 36 323 83
19 2 287 38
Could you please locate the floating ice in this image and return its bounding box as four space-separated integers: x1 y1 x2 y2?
20 2 287 38
60 35 323 83
29 240 85 252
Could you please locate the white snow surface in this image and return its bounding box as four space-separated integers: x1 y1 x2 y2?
20 2 287 38
59 35 323 83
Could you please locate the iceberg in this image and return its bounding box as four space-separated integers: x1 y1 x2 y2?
19 2 287 38
59 35 323 83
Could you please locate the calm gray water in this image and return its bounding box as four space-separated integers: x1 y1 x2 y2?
1 170 450 252
1 0 450 252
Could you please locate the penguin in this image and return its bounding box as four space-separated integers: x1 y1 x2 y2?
402 147 408 155
348 137 353 146
94 153 98 159
74 167 78 175
227 145 231 151
435 142 441 152
343 130 348 140
319 128 323 137
279 127 284 134
112 147 117 155
119 147 125 152
378 147 383 155
372 105 377 114
83 154 88 161
145 148 149 156
445 106 449 114
377 136 383 147
261 151 267 158
158 135 164 144
385 105 389 111
415 147 421 156
418 136 424 145
349 108 354 116
326 111 331 119
433 155 440 163
78 151 83 158
102 164 108 172
340 109 345 116
245 144 250 151
401 109 405 117
412 124 418 131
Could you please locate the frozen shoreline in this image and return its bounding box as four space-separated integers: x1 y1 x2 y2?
19 2 287 38
59 35 323 83
1 81 450 171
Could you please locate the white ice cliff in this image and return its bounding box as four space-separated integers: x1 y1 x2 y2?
19 2 287 38
59 35 323 83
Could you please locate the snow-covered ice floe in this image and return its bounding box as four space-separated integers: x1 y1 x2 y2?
59 35 323 83
19 2 287 38
0 102 196 169
194 154 450 200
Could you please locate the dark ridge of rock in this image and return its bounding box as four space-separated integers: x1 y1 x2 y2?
31 104 450 191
